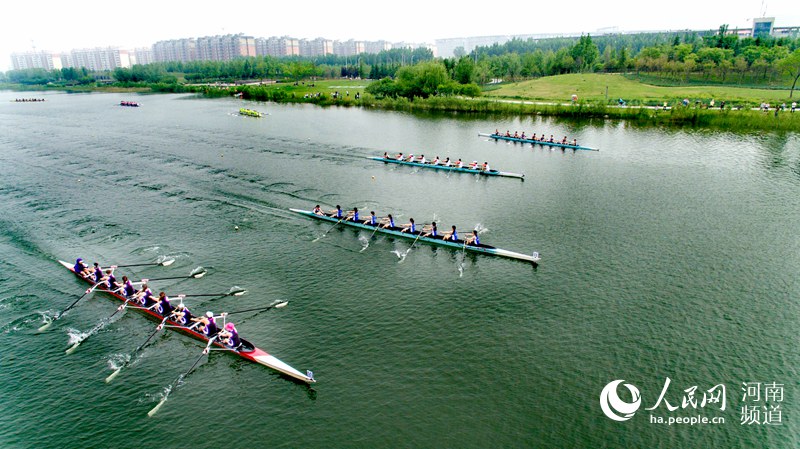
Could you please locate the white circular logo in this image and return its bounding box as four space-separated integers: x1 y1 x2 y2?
600 380 641 421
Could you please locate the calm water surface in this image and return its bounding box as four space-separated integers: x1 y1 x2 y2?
0 91 798 448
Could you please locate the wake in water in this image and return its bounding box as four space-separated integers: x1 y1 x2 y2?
1 313 43 334
358 235 370 252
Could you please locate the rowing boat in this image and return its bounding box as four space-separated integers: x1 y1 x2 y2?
368 157 524 179
239 108 263 117
479 132 599 151
57 260 315 383
290 209 541 263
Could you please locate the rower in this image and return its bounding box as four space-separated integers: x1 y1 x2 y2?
443 157 451 167
312 205 324 216
417 154 426 164
345 207 360 222
383 152 389 159
219 322 241 349
513 131 519 138
135 284 155 308
105 269 122 292
521 132 526 139
395 152 403 160
431 156 440 165
549 135 555 143
455 158 463 168
406 153 414 162
400 218 416 233
531 133 537 141
469 161 479 169
121 276 136 297
329 205 343 219
505 130 511 137
92 262 105 284
442 225 459 241
465 230 481 246
421 221 438 238
561 136 568 144
153 292 174 316
572 138 578 146
380 213 395 229
363 210 378 226
191 311 219 337
74 258 92 278
481 162 490 171
171 303 193 326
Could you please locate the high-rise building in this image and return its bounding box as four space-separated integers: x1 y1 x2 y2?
197 34 255 61
61 47 129 71
256 36 300 57
334 40 365 57
10 51 59 70
299 38 334 57
153 38 197 63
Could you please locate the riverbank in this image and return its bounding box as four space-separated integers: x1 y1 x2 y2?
4 77 799 131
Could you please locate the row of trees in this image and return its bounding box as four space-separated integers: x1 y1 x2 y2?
2 27 798 98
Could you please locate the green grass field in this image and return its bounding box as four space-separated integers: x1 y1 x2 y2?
484 73 796 107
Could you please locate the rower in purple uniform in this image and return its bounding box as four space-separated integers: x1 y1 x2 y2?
219 322 241 349
135 284 155 307
153 291 174 316
92 262 105 284
105 269 122 291
171 303 193 326
121 276 136 297
192 311 219 337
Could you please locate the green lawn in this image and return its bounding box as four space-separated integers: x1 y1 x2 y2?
484 73 796 107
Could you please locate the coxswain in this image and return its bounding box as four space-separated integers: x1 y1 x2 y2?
152 292 174 316
312 205 324 215
74 258 92 278
421 221 438 238
481 162 490 172
465 230 481 246
345 207 360 222
329 205 343 219
380 213 395 229
401 218 416 233
121 276 136 297
219 322 241 349
442 225 459 241
363 210 378 226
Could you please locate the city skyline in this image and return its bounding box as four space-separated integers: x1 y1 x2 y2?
3 0 800 71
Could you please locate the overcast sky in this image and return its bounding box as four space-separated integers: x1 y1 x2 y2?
3 0 799 71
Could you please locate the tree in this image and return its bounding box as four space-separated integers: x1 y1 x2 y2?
453 57 476 84
778 48 800 98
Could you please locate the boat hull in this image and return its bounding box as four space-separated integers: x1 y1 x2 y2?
479 133 598 151
369 157 524 179
290 209 540 263
57 260 314 383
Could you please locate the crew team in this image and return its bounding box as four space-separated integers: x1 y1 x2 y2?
383 152 493 172
71 258 241 350
495 129 578 146
311 206 482 246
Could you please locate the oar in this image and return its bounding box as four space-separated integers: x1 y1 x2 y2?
38 280 106 331
113 259 175 268
323 217 346 235
221 300 288 316
65 296 134 355
105 315 170 383
148 336 217 417
137 268 207 282
177 287 247 298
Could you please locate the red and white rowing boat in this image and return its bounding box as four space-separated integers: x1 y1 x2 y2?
57 260 316 384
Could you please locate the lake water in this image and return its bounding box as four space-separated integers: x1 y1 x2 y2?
0 91 798 448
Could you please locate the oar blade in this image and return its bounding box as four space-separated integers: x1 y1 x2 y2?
105 368 123 383
38 320 54 332
147 397 168 417
160 259 175 267
231 289 247 296
274 301 288 308
65 340 82 355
